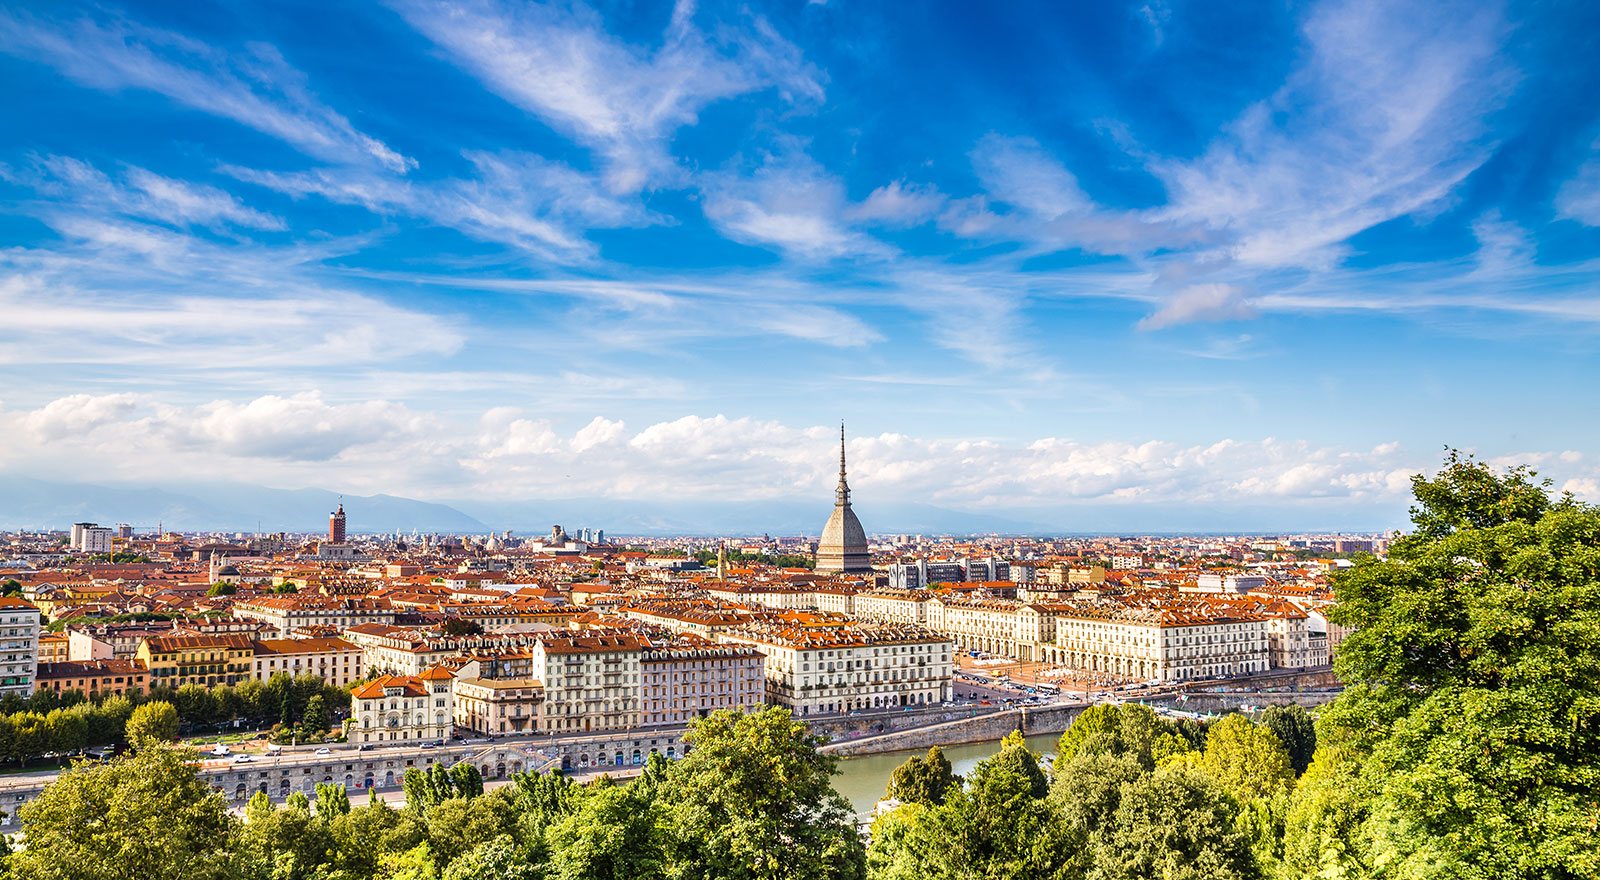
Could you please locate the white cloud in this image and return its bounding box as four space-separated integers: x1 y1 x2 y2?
6 156 285 231
388 0 822 193
1555 154 1600 226
0 396 1486 513
0 11 411 171
846 181 946 227
10 392 436 465
1138 283 1257 330
700 150 889 259
228 150 655 261
1151 0 1512 269
971 135 1092 219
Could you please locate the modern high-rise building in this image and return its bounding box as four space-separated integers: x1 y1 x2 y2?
815 423 872 574
82 527 114 553
0 597 42 697
328 503 347 543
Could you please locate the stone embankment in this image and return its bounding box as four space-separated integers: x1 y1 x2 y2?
820 703 1086 757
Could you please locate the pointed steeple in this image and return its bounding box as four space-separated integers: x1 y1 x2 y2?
816 420 870 574
835 421 851 507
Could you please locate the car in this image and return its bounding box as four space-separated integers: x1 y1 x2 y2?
231 754 253 764
210 745 232 757
314 747 331 756
357 744 372 751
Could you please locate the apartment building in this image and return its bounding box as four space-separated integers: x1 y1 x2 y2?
232 596 397 637
452 673 542 736
850 589 929 625
1047 599 1272 682
925 596 1027 658
37 631 68 664
718 620 952 717
704 585 816 610
531 632 643 734
886 557 1011 590
350 667 455 744
252 637 364 688
34 658 149 696
639 635 766 727
0 597 41 697
136 633 255 688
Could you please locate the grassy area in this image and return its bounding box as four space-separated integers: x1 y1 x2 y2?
183 729 272 747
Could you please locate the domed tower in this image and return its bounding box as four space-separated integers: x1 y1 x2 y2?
815 423 871 574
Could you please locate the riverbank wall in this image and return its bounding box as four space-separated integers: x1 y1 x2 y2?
820 703 1086 757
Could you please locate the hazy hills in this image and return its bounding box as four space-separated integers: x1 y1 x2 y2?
0 476 1395 536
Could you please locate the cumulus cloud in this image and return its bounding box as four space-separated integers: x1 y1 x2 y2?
0 396 1504 513
8 392 437 466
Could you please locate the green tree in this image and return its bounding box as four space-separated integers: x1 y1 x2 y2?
317 781 352 819
1056 702 1194 769
424 792 519 869
302 693 328 738
939 731 1064 880
1285 453 1600 879
449 761 484 799
442 835 536 880
1049 750 1149 879
1091 765 1260 880
1256 705 1315 775
439 618 483 637
124 700 179 750
886 745 958 806
660 707 864 880
545 785 665 880
12 747 238 880
1195 714 1294 802
236 787 333 880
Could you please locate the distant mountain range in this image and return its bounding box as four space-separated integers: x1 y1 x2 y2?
0 475 1397 537
0 476 486 535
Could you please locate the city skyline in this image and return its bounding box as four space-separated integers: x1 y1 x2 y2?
3 0 1599 528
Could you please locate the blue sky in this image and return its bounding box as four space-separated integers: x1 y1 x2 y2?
2 0 1599 529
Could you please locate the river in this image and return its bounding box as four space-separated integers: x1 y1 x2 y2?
829 732 1060 822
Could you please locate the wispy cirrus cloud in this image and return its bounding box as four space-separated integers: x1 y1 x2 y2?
387 0 823 193
4 155 284 231
699 148 891 259
0 10 412 172
228 150 656 261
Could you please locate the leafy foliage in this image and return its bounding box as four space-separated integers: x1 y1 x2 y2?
13 747 238 880
1285 452 1600 880
885 745 958 806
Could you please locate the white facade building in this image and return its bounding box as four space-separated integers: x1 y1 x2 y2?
718 621 952 717
0 598 41 697
351 667 454 744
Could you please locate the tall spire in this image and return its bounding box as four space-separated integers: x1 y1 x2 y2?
835 421 851 507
